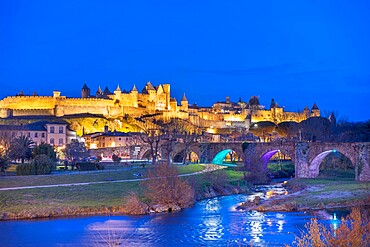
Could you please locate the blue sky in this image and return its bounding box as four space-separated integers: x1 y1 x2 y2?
0 0 369 122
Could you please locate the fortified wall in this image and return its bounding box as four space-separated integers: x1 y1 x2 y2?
0 82 320 133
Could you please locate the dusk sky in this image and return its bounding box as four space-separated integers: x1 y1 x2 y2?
1 0 369 122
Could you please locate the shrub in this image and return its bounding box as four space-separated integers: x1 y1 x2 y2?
290 208 370 247
123 193 148 215
16 155 55 175
141 163 195 208
77 162 97 171
32 154 55 175
16 163 36 175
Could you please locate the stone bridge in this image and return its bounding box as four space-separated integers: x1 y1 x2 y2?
90 141 370 181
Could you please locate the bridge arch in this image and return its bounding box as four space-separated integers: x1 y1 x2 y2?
211 149 242 166
172 149 200 163
260 149 293 169
138 148 152 160
309 149 354 178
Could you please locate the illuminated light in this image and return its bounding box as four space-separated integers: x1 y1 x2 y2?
90 143 97 149
110 141 116 147
266 191 274 198
283 181 288 185
333 150 337 153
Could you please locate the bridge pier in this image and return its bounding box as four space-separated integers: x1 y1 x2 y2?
295 142 311 178
356 143 370 181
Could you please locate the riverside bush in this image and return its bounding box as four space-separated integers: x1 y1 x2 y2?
76 162 105 171
290 208 370 247
16 154 55 175
16 163 36 175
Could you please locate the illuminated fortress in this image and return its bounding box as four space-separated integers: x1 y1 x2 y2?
0 82 320 132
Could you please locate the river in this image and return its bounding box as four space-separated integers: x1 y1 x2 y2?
0 191 343 247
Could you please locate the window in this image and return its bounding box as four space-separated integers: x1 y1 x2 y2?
59 126 63 133
58 138 63 145
50 126 55 133
41 133 45 138
50 138 54 145
34 132 38 138
28 132 31 137
119 138 121 141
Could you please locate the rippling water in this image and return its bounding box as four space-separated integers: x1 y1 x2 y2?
0 193 340 247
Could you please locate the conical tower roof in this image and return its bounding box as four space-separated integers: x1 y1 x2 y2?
96 86 103 93
181 93 188 102
131 84 138 92
103 86 112 95
115 85 121 92
82 82 89 90
312 103 319 110
146 81 155 91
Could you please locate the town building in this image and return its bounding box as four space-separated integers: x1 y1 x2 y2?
0 121 77 147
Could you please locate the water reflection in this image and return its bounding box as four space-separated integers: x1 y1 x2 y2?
0 194 353 247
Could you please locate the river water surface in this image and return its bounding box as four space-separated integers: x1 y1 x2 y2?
0 192 342 247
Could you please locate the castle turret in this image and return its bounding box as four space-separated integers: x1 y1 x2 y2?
82 83 90 98
96 86 103 98
329 112 337 127
114 85 121 100
103 86 112 96
170 97 177 112
311 103 320 117
130 84 138 107
270 98 276 109
303 106 310 118
162 84 171 110
181 93 188 112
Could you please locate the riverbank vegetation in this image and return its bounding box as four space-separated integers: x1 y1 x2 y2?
245 169 370 212
289 208 370 247
0 164 247 220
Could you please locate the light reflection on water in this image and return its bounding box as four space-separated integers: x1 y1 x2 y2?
0 193 349 247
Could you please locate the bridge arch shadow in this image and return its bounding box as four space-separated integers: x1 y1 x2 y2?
310 150 354 178
140 149 152 160
211 149 242 166
260 149 293 170
173 150 200 164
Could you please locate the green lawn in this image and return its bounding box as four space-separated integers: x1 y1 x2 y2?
0 164 205 188
0 165 245 216
284 169 369 209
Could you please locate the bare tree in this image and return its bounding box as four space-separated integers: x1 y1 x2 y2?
141 163 195 208
138 118 164 166
179 126 201 164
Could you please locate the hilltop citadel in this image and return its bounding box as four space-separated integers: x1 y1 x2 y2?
0 82 320 134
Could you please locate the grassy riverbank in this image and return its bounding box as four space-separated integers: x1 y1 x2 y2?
253 170 370 212
0 165 247 220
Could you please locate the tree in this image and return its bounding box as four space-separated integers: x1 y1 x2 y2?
0 152 9 172
160 118 201 164
137 117 164 165
31 154 55 175
63 140 89 163
290 208 370 247
112 153 121 164
249 121 277 142
141 163 195 208
9 136 35 163
32 143 57 161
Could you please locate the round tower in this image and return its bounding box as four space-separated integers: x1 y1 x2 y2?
82 83 90 98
